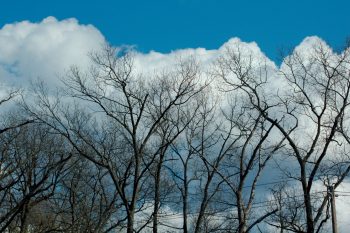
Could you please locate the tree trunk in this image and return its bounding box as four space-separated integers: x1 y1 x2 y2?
183 165 189 233
152 158 163 233
127 211 135 233
194 174 213 233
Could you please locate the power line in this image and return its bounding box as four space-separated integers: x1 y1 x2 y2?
335 190 350 194
136 191 327 223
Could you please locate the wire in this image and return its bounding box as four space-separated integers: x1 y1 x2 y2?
134 191 328 223
335 190 350 194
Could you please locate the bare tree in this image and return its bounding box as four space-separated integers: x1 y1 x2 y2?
146 73 202 233
48 157 119 233
9 38 350 233
167 85 280 233
216 40 350 233
0 121 71 233
22 46 207 233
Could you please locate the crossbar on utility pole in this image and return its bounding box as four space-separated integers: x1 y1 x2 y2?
329 185 338 233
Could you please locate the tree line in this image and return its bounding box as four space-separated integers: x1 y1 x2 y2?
1 41 350 233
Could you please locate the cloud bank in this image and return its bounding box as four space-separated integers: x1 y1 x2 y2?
1 17 350 232
0 17 105 87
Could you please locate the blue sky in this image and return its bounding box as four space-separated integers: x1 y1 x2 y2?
1 0 350 61
1 2 350 231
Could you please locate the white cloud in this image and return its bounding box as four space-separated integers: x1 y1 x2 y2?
0 16 106 88
132 37 276 76
2 16 350 232
0 17 279 90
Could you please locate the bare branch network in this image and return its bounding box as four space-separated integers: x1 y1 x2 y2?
1 41 350 233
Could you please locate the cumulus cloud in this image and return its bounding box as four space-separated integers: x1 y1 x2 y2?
132 37 276 76
0 17 334 93
0 16 281 91
0 16 106 87
1 16 350 232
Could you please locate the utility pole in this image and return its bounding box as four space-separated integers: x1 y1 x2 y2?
328 185 338 233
